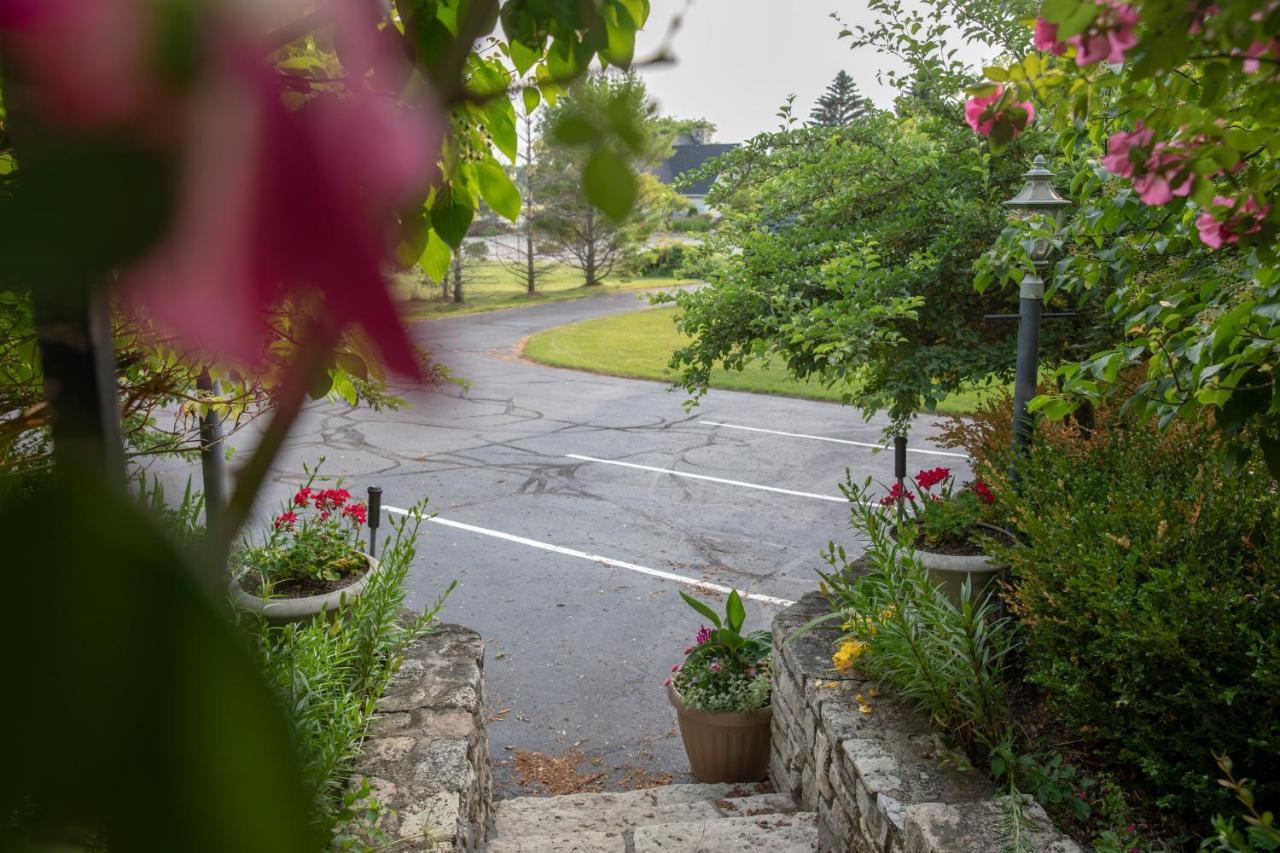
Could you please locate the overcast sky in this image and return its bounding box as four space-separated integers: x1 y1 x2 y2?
632 0 989 143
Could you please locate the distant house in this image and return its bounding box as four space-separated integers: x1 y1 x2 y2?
652 129 736 215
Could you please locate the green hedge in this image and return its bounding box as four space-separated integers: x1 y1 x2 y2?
984 415 1280 818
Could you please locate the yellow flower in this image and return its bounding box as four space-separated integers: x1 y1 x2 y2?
832 639 866 672
855 693 873 714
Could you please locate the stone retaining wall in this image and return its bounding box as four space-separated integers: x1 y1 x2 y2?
355 624 492 851
770 591 1082 853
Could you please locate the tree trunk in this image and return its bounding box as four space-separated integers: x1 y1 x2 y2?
452 252 463 302
526 227 535 294
584 208 598 286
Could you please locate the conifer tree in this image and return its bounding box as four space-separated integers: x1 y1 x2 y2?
809 70 874 126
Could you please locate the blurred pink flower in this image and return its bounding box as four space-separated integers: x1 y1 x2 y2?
0 0 159 127
1033 18 1068 55
964 85 1035 138
1197 195 1270 248
0 0 441 377
1242 39 1280 73
1187 1 1219 35
1131 145 1194 205
1068 0 1139 65
1101 124 1154 178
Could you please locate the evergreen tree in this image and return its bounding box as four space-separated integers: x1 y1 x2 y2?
809 70 874 126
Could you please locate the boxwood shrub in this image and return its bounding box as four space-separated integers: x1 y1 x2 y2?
963 408 1280 819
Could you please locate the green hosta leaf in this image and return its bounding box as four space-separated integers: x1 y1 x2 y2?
583 146 636 220
430 183 474 248
476 159 521 222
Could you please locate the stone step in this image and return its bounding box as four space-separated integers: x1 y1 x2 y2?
493 790 795 838
494 782 770 824
484 829 625 853
632 811 819 852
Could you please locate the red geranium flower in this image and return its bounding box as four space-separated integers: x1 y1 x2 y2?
879 481 917 506
341 502 367 526
273 511 298 530
915 467 952 491
970 480 996 505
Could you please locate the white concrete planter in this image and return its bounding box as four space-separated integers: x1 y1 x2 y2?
895 524 1011 608
229 553 379 626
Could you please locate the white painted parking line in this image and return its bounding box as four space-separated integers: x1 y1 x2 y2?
699 421 968 459
565 453 847 503
383 505 796 607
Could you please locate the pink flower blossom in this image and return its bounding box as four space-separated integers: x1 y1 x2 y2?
1104 127 1197 206
964 85 1035 138
0 1 442 378
1101 124 1155 178
695 626 712 645
1242 39 1280 73
1187 1 1219 35
1033 18 1068 55
662 677 671 687
672 663 681 673
1196 195 1271 249
709 661 722 673
1067 0 1139 65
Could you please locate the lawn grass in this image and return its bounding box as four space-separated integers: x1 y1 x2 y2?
396 261 690 319
521 306 1006 415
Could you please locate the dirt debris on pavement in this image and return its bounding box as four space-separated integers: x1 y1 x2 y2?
511 744 606 795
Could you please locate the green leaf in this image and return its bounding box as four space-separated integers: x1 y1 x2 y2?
522 86 541 114
510 40 540 75
419 228 452 281
430 183 475 248
583 146 636 220
332 372 358 406
680 591 722 628
476 159 521 222
553 114 597 145
484 97 518 161
726 590 746 633
336 352 368 381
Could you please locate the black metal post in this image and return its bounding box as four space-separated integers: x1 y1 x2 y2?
894 435 907 527
367 485 382 556
197 369 227 526
34 285 125 480
1010 269 1045 485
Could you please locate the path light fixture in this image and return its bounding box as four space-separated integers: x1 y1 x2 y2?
1003 155 1071 469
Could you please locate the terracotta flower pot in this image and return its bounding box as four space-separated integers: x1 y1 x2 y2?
667 684 772 783
894 523 1011 608
229 553 379 626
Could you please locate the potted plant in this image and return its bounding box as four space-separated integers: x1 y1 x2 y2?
875 466 1009 606
229 473 376 626
665 589 773 783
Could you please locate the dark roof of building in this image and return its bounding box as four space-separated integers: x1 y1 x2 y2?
653 142 737 195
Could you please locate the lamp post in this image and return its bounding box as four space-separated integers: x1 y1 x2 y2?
1004 155 1071 469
